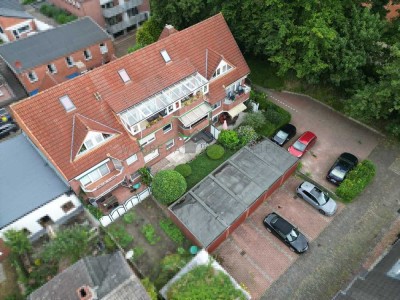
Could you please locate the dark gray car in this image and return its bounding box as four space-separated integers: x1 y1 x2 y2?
296 181 337 216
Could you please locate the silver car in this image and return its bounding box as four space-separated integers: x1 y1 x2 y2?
296 181 337 216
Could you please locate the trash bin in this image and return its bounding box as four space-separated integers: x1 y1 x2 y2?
189 246 198 255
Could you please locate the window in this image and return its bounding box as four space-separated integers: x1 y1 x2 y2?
139 133 156 146
47 64 57 74
65 56 74 67
163 123 172 133
18 25 30 34
212 61 232 79
27 71 38 83
203 84 209 94
80 163 110 186
83 49 92 60
61 201 75 213
100 43 108 54
211 101 221 110
0 26 3 34
126 153 138 165
59 95 75 112
79 132 113 154
144 149 159 162
118 69 130 83
166 139 174 150
160 50 171 63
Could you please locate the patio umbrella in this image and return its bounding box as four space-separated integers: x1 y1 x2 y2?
222 120 228 130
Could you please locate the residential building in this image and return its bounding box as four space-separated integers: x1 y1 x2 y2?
10 14 251 213
0 0 52 43
48 0 150 37
27 251 150 300
0 134 82 242
0 17 114 96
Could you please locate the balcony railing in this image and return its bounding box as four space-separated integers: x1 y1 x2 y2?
224 84 251 104
106 12 147 34
102 0 143 18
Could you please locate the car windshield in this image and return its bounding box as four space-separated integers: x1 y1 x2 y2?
331 167 346 179
276 130 289 140
293 140 306 151
310 187 329 205
286 229 298 242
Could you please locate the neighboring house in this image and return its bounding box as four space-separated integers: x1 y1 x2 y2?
0 134 82 242
335 238 400 299
10 14 251 211
27 251 150 300
0 17 114 96
0 0 52 43
48 0 150 37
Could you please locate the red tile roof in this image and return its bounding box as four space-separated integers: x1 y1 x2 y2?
158 25 178 40
11 13 250 181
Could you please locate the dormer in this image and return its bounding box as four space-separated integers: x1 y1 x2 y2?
211 59 233 79
78 131 113 155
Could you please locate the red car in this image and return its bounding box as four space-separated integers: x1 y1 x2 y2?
288 131 317 158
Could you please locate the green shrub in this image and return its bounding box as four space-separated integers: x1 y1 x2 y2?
264 109 284 125
141 278 158 300
243 111 266 129
108 225 133 249
250 90 269 111
123 211 136 224
237 125 258 145
133 246 145 258
152 170 187 204
257 120 276 137
175 164 192 177
128 43 145 53
336 160 376 202
104 235 118 251
217 130 240 149
139 167 152 186
136 18 162 46
206 144 225 160
22 0 35 4
141 224 160 245
159 219 185 244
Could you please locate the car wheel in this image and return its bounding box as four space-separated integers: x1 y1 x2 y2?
296 192 303 199
266 227 271 232
318 209 326 215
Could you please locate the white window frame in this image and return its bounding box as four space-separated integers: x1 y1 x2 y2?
59 95 76 112
212 60 232 79
47 63 57 74
212 101 221 110
83 49 92 60
79 132 112 154
80 163 110 186
17 24 31 34
100 43 108 54
163 123 172 133
144 149 159 163
139 133 156 146
160 50 171 63
166 139 174 150
126 153 138 165
27 71 38 83
118 69 131 83
66 56 74 67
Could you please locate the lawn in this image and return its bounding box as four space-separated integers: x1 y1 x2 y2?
185 148 236 190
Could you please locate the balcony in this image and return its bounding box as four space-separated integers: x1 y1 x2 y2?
223 85 251 111
102 0 143 18
179 117 210 137
106 12 147 34
178 91 206 116
83 170 125 199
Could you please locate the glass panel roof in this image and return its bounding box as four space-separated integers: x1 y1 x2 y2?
120 73 208 126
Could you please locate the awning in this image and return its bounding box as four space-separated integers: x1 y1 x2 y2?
179 102 211 127
227 103 247 118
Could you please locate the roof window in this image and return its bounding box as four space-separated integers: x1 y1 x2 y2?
118 69 131 83
160 50 171 63
59 95 75 112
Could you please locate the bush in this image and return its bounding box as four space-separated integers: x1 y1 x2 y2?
250 90 269 111
336 160 376 202
237 125 258 145
107 225 133 249
152 170 187 204
128 42 144 54
244 111 266 129
174 164 192 177
218 130 240 149
139 167 152 186
257 121 276 137
123 211 136 224
263 102 291 126
104 235 118 251
159 219 185 244
141 224 160 245
206 144 225 160
133 246 145 258
141 278 158 300
136 18 162 46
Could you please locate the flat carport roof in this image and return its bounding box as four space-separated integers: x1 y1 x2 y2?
169 139 298 248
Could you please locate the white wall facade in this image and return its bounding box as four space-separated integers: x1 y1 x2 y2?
0 193 82 240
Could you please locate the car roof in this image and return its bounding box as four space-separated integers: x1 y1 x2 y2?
272 214 294 234
300 181 316 193
281 123 296 132
298 131 316 143
339 152 358 164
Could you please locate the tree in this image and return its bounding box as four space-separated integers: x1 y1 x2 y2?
136 18 163 46
152 170 187 205
4 229 31 256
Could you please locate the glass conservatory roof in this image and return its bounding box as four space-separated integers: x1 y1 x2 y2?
120 72 208 126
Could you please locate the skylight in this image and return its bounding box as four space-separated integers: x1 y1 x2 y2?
118 69 131 83
59 95 76 112
160 50 171 63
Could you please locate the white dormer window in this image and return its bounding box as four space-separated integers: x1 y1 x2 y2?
28 71 38 83
60 95 75 112
118 69 131 83
160 50 171 63
65 56 74 67
78 132 112 155
212 60 233 79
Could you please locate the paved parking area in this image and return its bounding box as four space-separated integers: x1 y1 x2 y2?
267 90 381 191
215 176 345 299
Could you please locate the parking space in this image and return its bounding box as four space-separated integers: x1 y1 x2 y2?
268 91 381 190
215 177 344 299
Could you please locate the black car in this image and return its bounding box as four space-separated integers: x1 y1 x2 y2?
0 122 18 139
272 124 296 146
263 212 309 253
326 152 358 185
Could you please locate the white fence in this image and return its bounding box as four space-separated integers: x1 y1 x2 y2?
210 125 221 139
99 187 151 226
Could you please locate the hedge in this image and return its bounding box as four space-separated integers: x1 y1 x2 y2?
206 144 225 160
217 130 240 149
152 170 187 205
174 164 192 177
336 160 376 202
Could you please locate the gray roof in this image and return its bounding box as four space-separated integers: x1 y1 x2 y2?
28 251 150 300
0 0 32 19
335 239 400 300
170 139 298 248
0 134 69 229
0 17 111 74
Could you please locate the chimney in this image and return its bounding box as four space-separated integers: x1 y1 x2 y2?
76 285 97 300
159 24 178 40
